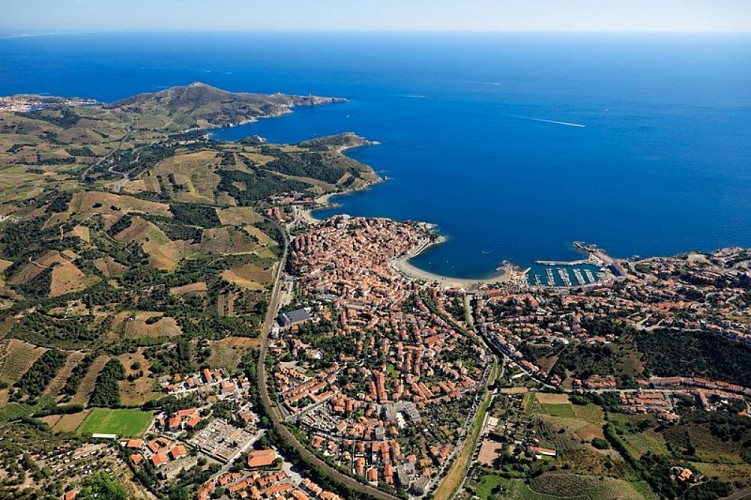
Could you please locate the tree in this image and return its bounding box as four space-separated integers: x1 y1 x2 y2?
78 471 127 500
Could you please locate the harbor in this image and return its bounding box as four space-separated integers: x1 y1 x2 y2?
528 242 616 288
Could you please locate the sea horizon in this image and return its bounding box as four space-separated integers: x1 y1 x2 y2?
3 31 750 279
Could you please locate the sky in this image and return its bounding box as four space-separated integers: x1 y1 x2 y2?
2 0 750 33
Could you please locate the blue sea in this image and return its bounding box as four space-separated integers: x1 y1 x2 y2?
2 32 750 278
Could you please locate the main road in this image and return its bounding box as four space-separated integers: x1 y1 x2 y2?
256 222 398 500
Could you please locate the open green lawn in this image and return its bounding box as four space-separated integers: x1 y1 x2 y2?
476 474 505 499
624 431 669 457
541 403 577 418
0 402 32 421
571 403 604 424
77 408 152 438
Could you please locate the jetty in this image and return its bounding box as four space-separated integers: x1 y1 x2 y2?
545 268 555 286
556 268 572 287
585 269 596 283
574 241 614 265
573 268 586 286
535 259 590 266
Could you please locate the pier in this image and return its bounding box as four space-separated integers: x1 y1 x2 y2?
556 268 572 287
535 259 590 266
573 268 586 285
574 241 614 265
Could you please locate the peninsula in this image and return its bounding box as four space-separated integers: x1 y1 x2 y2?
0 84 749 500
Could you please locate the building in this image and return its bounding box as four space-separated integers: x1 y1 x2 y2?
278 309 312 328
247 449 277 468
527 446 557 458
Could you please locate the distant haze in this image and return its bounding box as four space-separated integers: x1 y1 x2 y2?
2 0 750 33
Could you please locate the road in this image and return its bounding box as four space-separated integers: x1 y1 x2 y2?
723 487 751 500
256 223 398 500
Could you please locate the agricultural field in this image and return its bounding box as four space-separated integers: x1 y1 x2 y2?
206 336 261 371
117 349 162 406
0 339 47 385
221 262 275 290
217 206 262 225
109 311 182 341
51 409 91 433
65 190 172 226
0 401 32 421
77 408 153 438
472 475 589 500
529 473 648 500
145 150 223 203
199 226 261 254
42 350 87 399
69 355 110 405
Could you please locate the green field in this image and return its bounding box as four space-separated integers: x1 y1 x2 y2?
77 408 152 438
571 403 604 424
476 475 588 500
541 403 577 418
529 473 648 500
0 402 32 422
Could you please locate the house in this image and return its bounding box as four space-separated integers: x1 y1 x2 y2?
169 445 187 460
527 445 557 458
151 452 169 467
125 439 143 449
247 449 277 468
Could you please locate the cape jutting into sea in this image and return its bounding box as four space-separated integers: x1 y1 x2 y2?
2 32 750 278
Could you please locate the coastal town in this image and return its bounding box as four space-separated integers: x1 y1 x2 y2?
269 215 493 496
38 205 751 499
0 76 748 499
255 206 751 498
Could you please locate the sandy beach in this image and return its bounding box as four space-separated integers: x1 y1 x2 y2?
392 236 514 289
300 193 516 290
299 193 335 224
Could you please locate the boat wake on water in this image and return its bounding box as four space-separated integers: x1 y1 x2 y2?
504 114 587 128
520 116 587 128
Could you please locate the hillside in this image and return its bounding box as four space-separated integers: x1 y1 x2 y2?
0 84 376 415
110 82 346 130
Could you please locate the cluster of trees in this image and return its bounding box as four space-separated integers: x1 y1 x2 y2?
65 146 97 157
144 338 193 375
263 149 347 185
62 353 96 397
178 315 253 340
15 266 53 298
13 349 68 399
217 168 309 204
638 453 732 499
549 340 637 386
170 202 221 228
581 317 635 337
33 404 85 418
77 470 128 500
24 106 81 128
11 312 111 348
89 359 125 407
665 411 751 463
0 218 74 261
569 391 621 412
636 329 751 386
606 417 743 499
